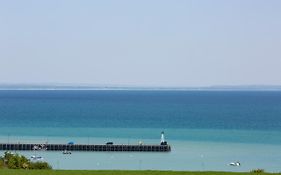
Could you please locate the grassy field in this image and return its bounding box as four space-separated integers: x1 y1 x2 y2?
0 170 280 175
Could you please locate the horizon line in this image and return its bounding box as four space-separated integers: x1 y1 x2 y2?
1 83 281 91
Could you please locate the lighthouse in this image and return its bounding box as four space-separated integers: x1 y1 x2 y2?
160 131 167 145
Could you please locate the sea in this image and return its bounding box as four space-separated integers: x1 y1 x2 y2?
0 90 281 172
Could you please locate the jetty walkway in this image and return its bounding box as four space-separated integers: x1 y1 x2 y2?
0 143 171 152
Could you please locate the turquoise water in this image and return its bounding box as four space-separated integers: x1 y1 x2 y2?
0 90 281 172
1 134 281 172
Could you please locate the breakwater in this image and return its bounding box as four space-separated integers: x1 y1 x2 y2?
0 143 171 152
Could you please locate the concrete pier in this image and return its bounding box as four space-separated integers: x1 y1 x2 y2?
0 143 171 152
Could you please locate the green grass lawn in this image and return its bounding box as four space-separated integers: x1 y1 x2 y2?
0 170 280 175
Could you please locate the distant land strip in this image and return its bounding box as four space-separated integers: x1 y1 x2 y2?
1 84 281 91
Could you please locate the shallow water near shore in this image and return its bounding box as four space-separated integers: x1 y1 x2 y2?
1 129 281 172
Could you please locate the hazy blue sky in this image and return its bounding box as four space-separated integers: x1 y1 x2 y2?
0 0 280 87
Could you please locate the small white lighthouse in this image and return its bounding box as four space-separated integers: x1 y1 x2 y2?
161 131 165 143
160 131 167 145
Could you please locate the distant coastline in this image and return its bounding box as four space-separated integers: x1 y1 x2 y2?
0 84 281 91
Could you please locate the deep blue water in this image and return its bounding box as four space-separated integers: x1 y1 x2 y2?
0 90 281 130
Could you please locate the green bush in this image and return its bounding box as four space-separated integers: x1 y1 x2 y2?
29 162 52 170
251 169 265 174
0 157 4 169
0 152 51 170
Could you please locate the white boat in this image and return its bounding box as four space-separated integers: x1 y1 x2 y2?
228 161 241 166
62 150 71 154
30 155 44 161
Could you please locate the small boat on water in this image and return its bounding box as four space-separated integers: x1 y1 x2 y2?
106 142 113 145
62 150 71 154
30 155 43 161
228 161 241 166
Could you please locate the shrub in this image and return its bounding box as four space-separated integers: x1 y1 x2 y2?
251 169 265 174
29 161 52 170
0 152 52 170
0 158 4 169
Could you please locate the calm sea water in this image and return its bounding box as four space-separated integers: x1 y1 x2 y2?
0 90 281 172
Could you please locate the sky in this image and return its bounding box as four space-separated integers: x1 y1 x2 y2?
0 0 280 87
